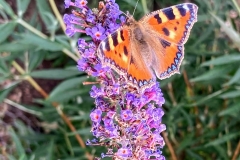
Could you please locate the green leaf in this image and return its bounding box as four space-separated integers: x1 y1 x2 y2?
17 0 30 17
7 155 17 160
0 0 16 18
177 133 194 153
0 81 19 103
20 34 64 51
46 140 54 160
9 128 27 159
205 132 239 147
224 67 240 86
0 59 8 74
185 149 203 160
219 102 240 116
30 69 82 79
201 54 240 66
0 22 16 43
190 66 232 82
36 0 54 27
47 89 86 102
49 77 87 98
191 24 215 48
219 90 240 98
30 141 55 159
0 42 35 52
28 51 46 71
68 127 91 136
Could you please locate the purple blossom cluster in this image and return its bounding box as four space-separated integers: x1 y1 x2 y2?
63 0 166 159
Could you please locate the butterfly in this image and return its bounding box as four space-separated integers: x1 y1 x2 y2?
97 3 198 92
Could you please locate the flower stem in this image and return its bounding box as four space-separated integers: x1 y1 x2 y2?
17 19 47 39
162 132 177 160
141 0 149 14
48 0 66 32
232 0 240 15
4 99 42 116
232 141 240 160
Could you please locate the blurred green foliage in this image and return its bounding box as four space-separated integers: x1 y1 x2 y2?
0 0 240 159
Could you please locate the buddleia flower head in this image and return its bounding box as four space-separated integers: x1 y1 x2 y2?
63 0 166 159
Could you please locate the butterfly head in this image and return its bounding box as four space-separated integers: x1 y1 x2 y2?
125 12 137 27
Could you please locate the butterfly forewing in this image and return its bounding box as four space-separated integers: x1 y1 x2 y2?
140 3 198 79
141 3 198 45
97 27 131 75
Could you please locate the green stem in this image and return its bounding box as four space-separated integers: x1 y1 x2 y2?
49 0 66 32
17 19 47 39
141 0 149 14
4 99 42 116
232 0 240 15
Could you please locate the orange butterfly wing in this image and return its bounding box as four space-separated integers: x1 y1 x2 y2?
141 3 198 79
98 28 131 75
97 28 155 90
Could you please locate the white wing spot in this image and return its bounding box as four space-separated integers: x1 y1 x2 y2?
183 4 189 11
101 42 106 50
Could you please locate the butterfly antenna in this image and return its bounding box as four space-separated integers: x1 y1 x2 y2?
132 0 140 16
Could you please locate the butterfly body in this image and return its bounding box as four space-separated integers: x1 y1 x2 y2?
97 3 198 92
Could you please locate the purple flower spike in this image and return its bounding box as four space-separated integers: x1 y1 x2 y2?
63 0 166 159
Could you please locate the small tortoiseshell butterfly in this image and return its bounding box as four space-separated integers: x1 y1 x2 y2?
97 3 198 91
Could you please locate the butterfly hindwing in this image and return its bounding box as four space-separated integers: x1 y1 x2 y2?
142 3 198 45
150 37 185 79
126 40 155 90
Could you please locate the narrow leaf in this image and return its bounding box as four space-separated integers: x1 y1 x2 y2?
0 42 35 52
30 69 81 79
224 66 240 86
29 51 46 71
9 128 27 159
219 102 240 116
0 59 8 74
201 54 240 66
47 90 86 102
0 81 19 102
36 0 54 26
17 0 30 17
20 34 64 51
0 0 16 17
205 132 239 147
190 66 231 82
49 77 87 98
219 90 240 98
0 22 16 43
